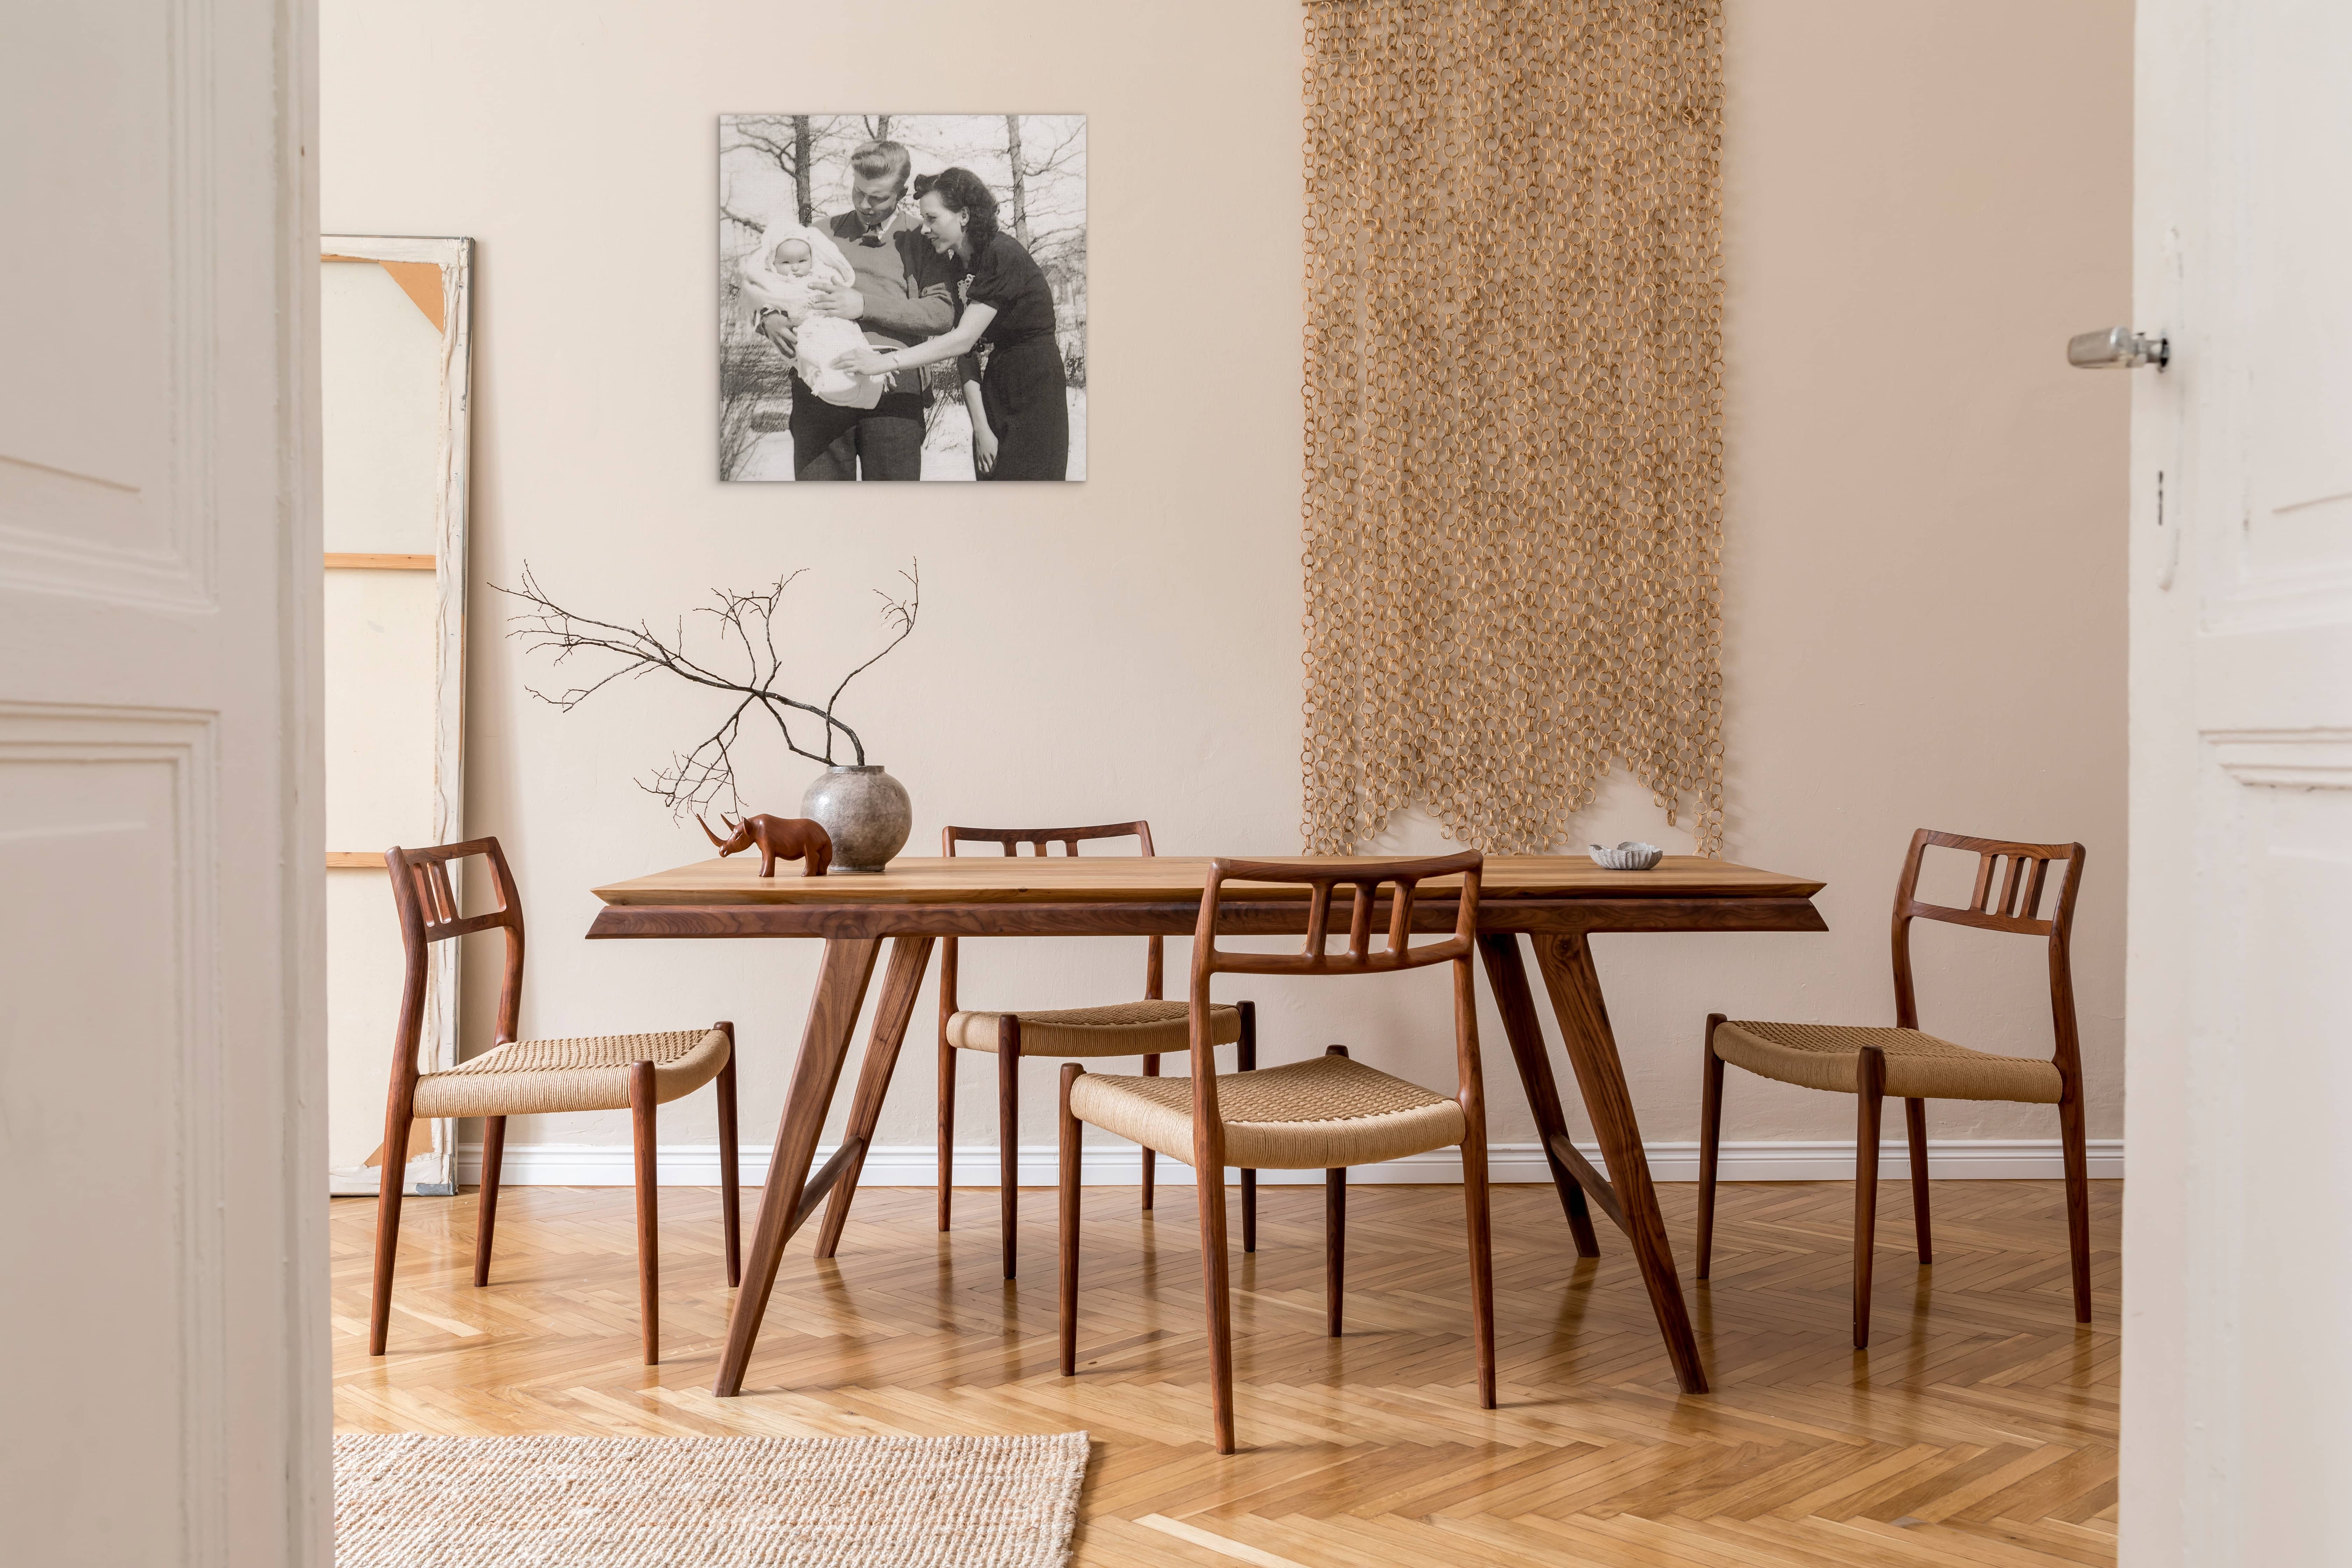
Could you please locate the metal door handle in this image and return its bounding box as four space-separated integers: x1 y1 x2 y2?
2068 326 2169 369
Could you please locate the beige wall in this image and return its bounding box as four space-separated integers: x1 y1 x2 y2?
321 0 2131 1171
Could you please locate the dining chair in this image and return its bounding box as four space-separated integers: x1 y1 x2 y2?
369 836 740 1365
938 820 1257 1279
1057 850 1495 1454
1697 828 2092 1348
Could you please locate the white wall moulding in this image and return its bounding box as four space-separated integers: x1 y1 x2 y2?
453 1138 2123 1190
0 703 225 1557
2206 729 2352 791
0 0 218 617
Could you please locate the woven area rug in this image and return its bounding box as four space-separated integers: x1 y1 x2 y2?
335 1432 1088 1568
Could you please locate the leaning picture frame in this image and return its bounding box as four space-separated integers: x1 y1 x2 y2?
320 234 473 1198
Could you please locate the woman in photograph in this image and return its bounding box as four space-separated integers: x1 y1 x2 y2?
832 167 1070 480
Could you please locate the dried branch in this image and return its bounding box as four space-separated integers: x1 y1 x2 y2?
825 562 921 720
497 561 922 819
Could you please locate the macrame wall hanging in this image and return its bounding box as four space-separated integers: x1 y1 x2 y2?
1300 0 1726 855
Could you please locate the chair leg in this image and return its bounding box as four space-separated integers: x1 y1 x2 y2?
473 1115 506 1288
1462 1124 1497 1411
1697 1014 1726 1280
1238 1001 1258 1255
937 1035 957 1232
629 1058 659 1366
1853 1046 1885 1350
2059 1088 2093 1323
1059 1065 1083 1376
716 1024 741 1288
998 1016 1021 1281
1325 1167 1346 1337
1904 1096 1932 1266
1140 1052 1158 1212
1195 1146 1238 1454
367 1107 414 1356
1323 1044 1348 1336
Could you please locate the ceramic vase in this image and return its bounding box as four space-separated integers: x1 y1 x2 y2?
800 764 912 874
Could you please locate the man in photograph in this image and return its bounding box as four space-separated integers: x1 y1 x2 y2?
758 139 954 480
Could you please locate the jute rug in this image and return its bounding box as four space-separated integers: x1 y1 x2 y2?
334 1432 1088 1568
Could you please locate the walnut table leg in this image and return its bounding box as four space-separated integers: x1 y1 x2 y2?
1477 933 1602 1258
816 936 936 1259
712 935 883 1398
1532 932 1709 1394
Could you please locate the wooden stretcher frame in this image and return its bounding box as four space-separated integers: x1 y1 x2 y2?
322 235 473 1196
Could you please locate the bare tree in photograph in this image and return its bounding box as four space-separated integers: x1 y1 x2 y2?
717 392 765 481
498 562 921 818
722 114 846 226
1002 113 1085 250
1005 115 1029 245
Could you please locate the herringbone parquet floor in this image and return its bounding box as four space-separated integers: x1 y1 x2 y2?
334 1177 2119 1566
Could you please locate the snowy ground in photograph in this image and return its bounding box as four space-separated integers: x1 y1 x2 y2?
734 388 1085 482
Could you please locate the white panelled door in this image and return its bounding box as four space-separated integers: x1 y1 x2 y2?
0 2 326 1566
2124 1 2352 1564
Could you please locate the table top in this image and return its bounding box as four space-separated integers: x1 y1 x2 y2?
593 853 1824 907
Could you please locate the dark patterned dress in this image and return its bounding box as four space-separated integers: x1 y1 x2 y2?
961 232 1070 481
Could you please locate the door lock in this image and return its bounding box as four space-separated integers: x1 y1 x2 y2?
2068 326 2169 370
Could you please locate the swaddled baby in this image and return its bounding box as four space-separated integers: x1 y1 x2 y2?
740 226 883 410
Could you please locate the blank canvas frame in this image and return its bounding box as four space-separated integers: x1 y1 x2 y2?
321 235 472 1196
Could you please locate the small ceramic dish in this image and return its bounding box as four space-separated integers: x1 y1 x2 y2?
1588 841 1664 871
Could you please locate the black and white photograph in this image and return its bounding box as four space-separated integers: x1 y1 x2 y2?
719 114 1086 482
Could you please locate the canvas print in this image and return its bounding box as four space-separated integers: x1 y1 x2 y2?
719 114 1087 482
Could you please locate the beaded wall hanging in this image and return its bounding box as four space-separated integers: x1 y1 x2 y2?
1300 0 1725 854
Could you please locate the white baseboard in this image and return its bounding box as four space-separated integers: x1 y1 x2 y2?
453 1137 2123 1188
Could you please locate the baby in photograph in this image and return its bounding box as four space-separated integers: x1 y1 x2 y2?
740 226 882 410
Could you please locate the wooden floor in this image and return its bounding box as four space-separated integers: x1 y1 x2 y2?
334 1177 2119 1567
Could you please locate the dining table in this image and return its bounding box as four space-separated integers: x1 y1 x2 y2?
587 852 1827 1398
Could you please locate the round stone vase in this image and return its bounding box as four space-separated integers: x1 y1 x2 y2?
799 764 911 874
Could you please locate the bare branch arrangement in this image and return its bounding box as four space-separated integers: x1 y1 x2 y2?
498 561 920 819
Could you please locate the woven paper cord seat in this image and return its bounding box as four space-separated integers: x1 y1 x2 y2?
411 1028 732 1119
1070 1051 1468 1170
946 999 1241 1058
1712 1021 2063 1104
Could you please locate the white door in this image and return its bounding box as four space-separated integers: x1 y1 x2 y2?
2123 1 2352 1563
0 3 327 1565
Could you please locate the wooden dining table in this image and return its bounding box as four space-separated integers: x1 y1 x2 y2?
588 852 1826 1398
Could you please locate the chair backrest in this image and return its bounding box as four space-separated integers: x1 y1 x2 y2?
1889 828 2087 1078
1183 852 1486 1148
1191 851 1484 981
939 820 1161 1010
383 837 526 1085
946 820 1158 859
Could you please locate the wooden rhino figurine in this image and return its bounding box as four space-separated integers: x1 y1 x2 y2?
698 813 833 878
